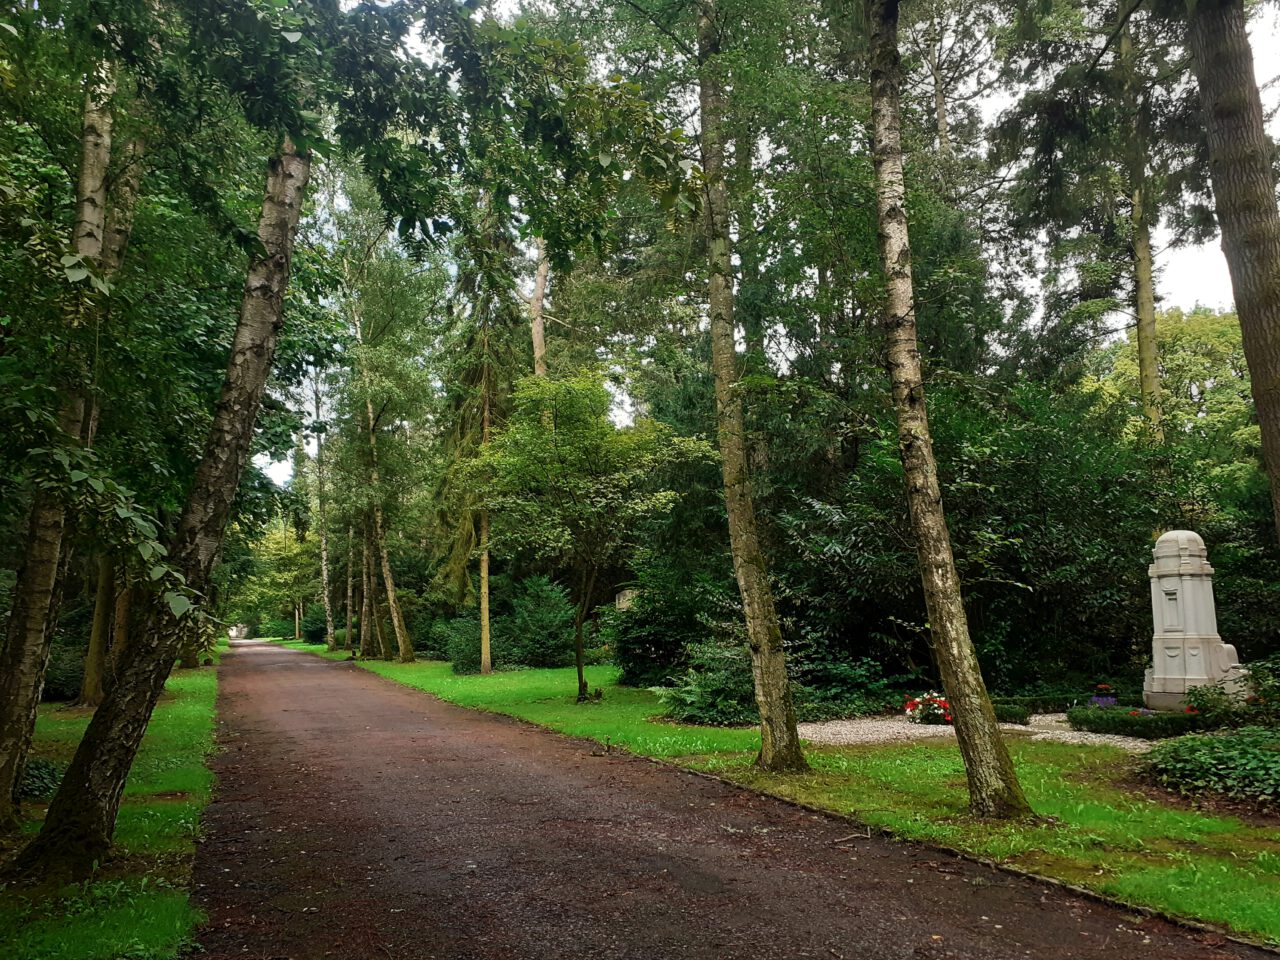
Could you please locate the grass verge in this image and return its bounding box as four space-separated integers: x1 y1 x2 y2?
271 640 1280 945
0 663 220 960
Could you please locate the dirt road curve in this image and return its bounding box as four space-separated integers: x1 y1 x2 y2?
191 641 1270 960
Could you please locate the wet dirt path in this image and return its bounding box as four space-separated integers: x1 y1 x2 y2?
191 640 1270 960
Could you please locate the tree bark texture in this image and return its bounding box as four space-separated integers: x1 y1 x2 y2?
360 528 375 659
698 3 806 774
78 557 114 708
11 140 311 876
314 386 337 650
0 78 113 824
479 384 492 674
1185 0 1280 541
867 0 1030 819
344 526 355 651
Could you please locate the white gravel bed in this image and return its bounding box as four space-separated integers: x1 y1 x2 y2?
798 712 1153 753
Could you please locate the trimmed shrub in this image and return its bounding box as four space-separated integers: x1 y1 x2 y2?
17 757 64 801
1147 726 1280 807
993 692 1143 714
654 642 757 726
442 618 484 673
993 702 1032 725
1066 706 1204 739
506 576 575 668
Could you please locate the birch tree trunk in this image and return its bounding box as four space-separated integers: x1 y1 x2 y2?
698 2 806 774
10 139 312 877
362 389 413 662
867 0 1029 819
0 76 112 824
1184 0 1280 541
360 528 375 659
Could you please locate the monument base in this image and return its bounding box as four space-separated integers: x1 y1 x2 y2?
1142 690 1188 711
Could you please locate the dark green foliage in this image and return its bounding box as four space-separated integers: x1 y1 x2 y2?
41 640 84 702
992 703 1032 726
1066 707 1204 739
258 619 294 640
794 660 900 722
441 617 486 674
1147 727 1280 808
505 576 575 668
16 756 64 801
992 692 1143 714
300 603 327 644
654 643 759 726
410 618 442 657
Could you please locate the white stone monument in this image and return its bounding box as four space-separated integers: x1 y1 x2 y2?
1143 530 1246 710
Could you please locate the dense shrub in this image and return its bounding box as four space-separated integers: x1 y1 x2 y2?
506 576 575 668
1066 706 1204 739
993 702 1032 725
17 757 63 801
1147 727 1280 807
410 616 441 656
654 643 758 726
991 692 1143 714
42 640 84 702
795 660 900 721
258 618 293 639
333 626 354 648
300 603 327 644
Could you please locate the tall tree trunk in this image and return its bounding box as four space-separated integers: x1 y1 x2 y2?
359 528 375 659
479 385 492 674
1184 0 1280 541
294 600 301 642
344 526 354 651
1120 24 1164 440
10 139 311 877
697 3 807 774
0 76 112 825
314 382 337 649
372 563 394 662
78 557 114 708
529 238 550 377
867 0 1029 819
362 397 413 662
572 565 597 702
109 581 131 680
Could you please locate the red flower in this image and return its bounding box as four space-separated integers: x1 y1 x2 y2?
1185 707 1199 714
1129 710 1141 716
1096 683 1112 691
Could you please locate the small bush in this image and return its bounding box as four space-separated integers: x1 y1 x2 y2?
993 702 1032 725
654 642 757 726
1066 706 1204 739
1147 726 1280 807
506 576 575 668
904 692 951 725
794 660 901 721
583 645 613 666
442 617 484 673
992 691 1142 714
17 756 64 801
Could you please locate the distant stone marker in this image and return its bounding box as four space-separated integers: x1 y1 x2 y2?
1143 530 1246 709
229 624 249 640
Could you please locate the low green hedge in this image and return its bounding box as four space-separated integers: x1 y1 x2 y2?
1147 726 1280 807
993 702 1032 725
994 693 1142 714
1066 706 1204 739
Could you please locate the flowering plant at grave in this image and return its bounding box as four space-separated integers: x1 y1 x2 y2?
1128 708 1156 717
904 692 952 725
1088 695 1118 709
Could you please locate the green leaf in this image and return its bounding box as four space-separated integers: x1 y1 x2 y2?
149 564 166 581
165 591 192 618
64 266 89 282
282 30 302 43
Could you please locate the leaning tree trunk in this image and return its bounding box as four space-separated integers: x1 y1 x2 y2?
1185 0 1280 541
78 557 114 708
0 76 112 824
10 139 311 877
698 3 806 773
362 396 413 662
479 381 492 674
109 581 131 678
867 0 1029 819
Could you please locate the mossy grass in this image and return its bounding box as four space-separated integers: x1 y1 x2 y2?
272 640 1280 944
0 666 219 960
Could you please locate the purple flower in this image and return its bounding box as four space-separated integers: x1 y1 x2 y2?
1088 695 1118 709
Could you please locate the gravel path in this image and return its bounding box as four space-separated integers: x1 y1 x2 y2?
799 713 1153 752
192 641 1256 960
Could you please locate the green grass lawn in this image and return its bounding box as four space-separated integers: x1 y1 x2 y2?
273 638 1280 944
0 663 220 960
